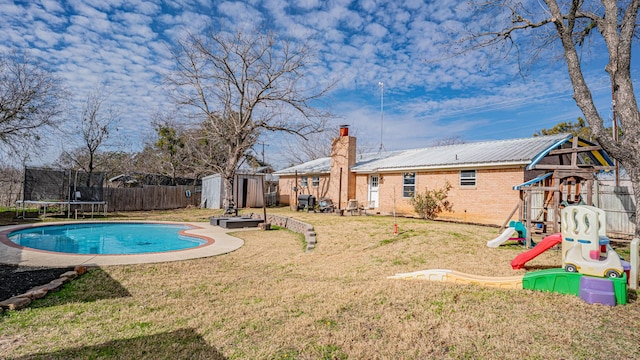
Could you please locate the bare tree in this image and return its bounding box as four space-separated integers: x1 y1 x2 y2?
133 144 164 176
281 128 335 165
61 87 119 187
56 149 134 182
135 118 227 182
0 164 22 207
167 28 333 209
180 121 228 180
430 135 467 147
0 52 66 156
465 0 640 236
281 125 378 166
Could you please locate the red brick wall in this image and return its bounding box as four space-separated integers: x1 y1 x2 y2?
277 174 330 209
280 166 524 226
328 135 356 210
355 167 524 225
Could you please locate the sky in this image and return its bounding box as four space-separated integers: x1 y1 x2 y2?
1 0 638 170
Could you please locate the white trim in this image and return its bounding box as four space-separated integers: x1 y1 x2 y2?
459 169 477 187
368 174 379 208
353 161 529 174
402 172 416 198
271 171 331 176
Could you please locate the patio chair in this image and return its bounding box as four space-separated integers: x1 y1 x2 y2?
318 198 335 213
345 199 360 215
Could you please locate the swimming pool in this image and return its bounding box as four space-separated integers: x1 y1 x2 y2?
7 223 208 255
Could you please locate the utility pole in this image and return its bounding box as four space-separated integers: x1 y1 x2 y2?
378 82 385 153
612 83 619 187
256 141 268 165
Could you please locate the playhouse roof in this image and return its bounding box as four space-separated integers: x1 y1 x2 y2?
274 133 574 175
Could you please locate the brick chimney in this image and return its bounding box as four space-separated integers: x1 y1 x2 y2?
329 125 356 209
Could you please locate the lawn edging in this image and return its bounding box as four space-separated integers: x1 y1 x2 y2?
255 214 317 251
0 266 88 313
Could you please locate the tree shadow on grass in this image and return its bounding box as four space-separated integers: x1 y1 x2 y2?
13 328 227 360
29 267 131 309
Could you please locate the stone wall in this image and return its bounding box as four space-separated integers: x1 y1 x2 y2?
254 214 317 251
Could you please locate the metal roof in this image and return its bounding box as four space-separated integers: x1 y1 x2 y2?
353 134 572 173
274 134 573 175
274 157 332 175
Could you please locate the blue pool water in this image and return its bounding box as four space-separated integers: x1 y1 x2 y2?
8 223 207 255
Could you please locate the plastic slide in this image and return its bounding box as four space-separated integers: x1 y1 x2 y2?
388 269 524 289
510 233 562 270
486 227 517 248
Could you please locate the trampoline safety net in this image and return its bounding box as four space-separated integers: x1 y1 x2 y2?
23 167 105 202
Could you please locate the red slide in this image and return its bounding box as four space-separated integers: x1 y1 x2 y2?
511 233 563 270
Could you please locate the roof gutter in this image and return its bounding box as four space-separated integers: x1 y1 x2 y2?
352 161 531 174
273 170 331 176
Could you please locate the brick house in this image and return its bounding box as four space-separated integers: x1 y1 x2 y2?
274 126 613 226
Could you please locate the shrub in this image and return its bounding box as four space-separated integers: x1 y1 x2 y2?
409 182 453 220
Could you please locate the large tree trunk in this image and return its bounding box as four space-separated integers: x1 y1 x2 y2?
223 173 234 211
222 147 244 211
546 0 640 237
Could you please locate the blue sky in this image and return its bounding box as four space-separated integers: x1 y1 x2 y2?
1 0 636 169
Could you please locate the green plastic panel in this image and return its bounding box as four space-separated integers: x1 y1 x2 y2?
523 268 628 305
611 273 628 305
523 268 582 296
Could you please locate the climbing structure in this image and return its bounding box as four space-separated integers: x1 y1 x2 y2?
507 136 615 247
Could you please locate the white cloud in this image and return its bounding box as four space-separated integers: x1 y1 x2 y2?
130 0 161 16
32 21 62 48
0 0 633 167
68 0 109 19
217 1 265 27
365 22 387 38
292 0 320 10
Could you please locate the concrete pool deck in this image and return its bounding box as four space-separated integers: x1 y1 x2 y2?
0 221 246 267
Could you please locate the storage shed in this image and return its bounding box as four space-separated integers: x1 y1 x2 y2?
200 173 266 209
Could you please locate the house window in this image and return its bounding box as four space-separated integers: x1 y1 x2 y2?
370 175 379 188
301 176 308 187
403 172 415 198
312 176 320 187
460 170 476 187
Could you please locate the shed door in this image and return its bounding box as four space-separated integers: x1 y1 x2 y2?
368 175 379 208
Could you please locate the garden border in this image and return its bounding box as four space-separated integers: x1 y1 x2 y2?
254 214 317 251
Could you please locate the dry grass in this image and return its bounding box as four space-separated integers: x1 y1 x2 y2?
1 207 639 359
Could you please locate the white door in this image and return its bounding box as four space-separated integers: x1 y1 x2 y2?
368 175 379 208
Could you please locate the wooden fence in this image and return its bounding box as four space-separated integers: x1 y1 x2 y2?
105 185 201 212
593 184 636 238
529 180 636 239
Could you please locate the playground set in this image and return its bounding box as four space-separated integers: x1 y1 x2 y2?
391 206 634 306
508 204 631 306
499 136 619 248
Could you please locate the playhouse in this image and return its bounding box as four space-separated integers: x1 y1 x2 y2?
509 136 615 247
561 205 625 278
